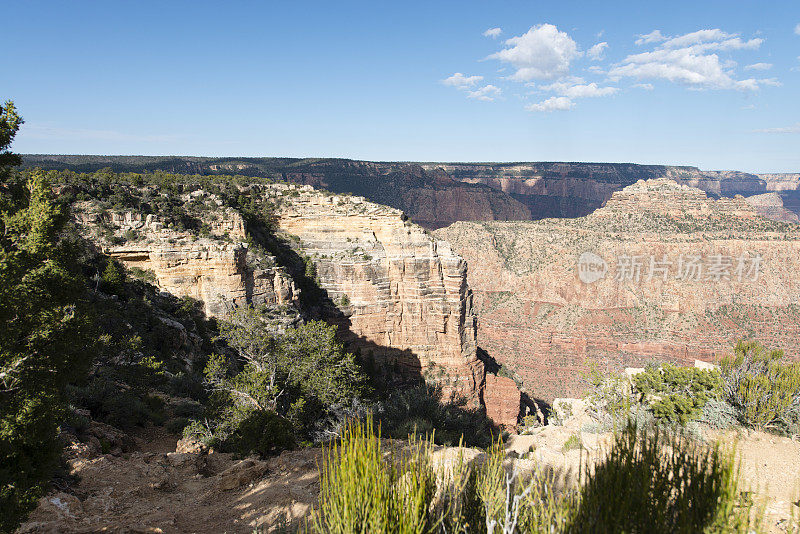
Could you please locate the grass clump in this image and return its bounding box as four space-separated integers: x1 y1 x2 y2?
309 417 435 533
306 418 758 533
721 340 800 432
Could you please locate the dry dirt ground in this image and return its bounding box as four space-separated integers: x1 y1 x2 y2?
18 411 800 533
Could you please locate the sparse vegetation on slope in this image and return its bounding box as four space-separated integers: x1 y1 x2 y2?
307 418 758 534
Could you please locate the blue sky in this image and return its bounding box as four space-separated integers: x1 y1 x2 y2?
4 1 800 172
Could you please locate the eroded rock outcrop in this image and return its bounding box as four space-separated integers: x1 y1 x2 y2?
269 186 490 407
72 184 518 422
744 192 800 223
73 194 298 318
437 178 800 400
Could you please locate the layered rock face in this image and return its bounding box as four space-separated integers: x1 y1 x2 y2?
759 174 800 218
268 185 489 407
437 179 800 400
73 196 298 318
25 155 798 226
72 183 519 424
744 193 800 223
427 163 770 220
281 163 531 229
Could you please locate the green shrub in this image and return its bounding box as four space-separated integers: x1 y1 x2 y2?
572 425 758 533
721 340 800 431
100 258 127 294
562 433 582 452
165 417 190 434
128 266 157 284
220 410 295 456
309 417 435 533
633 363 722 425
305 420 758 534
378 384 497 448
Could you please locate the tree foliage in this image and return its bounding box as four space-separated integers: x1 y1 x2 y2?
0 101 94 531
186 307 367 454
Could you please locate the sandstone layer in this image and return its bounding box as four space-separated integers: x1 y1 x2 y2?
73 195 298 318
437 178 800 400
268 185 491 409
26 155 800 227
72 182 520 425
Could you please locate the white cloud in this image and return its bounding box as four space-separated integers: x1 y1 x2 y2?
633 83 654 90
795 23 800 35
659 29 762 52
467 84 501 101
483 27 502 39
442 72 483 88
587 42 608 61
608 29 775 91
636 30 666 45
587 65 605 74
754 123 800 134
541 80 618 98
488 24 580 81
526 96 575 112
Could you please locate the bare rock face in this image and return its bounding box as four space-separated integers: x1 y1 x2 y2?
744 193 800 223
72 183 518 422
437 178 800 400
271 186 489 406
73 194 298 318
483 374 521 427
425 163 771 220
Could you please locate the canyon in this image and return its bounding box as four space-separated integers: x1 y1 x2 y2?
24 155 800 228
436 179 800 401
72 182 519 425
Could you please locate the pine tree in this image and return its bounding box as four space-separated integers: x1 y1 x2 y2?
0 101 93 531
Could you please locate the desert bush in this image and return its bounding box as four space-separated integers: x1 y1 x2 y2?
721 340 800 431
582 363 634 429
305 419 757 533
632 363 722 425
309 417 436 533
378 384 497 448
700 398 740 430
561 433 582 453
